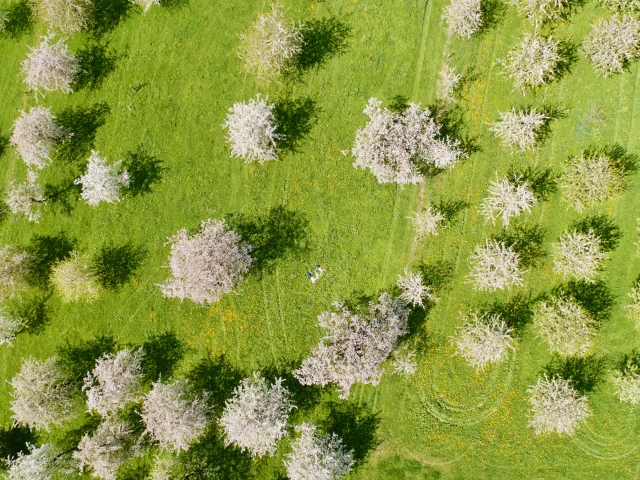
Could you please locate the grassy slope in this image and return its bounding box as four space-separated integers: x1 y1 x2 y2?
1 0 640 478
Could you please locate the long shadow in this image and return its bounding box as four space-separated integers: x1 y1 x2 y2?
24 233 75 288
55 414 101 452
92 242 146 290
482 292 536 334
160 0 190 9
492 224 546 269
262 359 325 414
294 16 351 73
0 134 9 159
571 214 621 252
320 402 380 465
0 425 36 464
122 147 165 196
56 335 117 385
187 355 244 413
591 144 639 177
139 332 185 382
508 165 558 201
556 40 579 81
1 0 32 39
478 0 508 36
227 206 310 273
55 102 110 164
117 457 151 480
419 260 455 294
88 0 131 37
436 198 469 224
273 97 318 154
8 293 51 334
432 102 481 155
42 181 81 215
615 350 640 373
552 280 614 323
73 44 117 91
542 354 607 394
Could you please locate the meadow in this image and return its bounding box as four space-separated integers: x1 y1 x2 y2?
2 0 640 478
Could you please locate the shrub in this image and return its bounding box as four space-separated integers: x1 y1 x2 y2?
409 203 447 238
31 0 92 34
220 373 294 458
583 15 640 76
74 151 130 207
5 181 46 223
480 174 537 226
238 4 304 82
5 443 72 480
527 375 591 435
502 35 561 93
443 0 482 39
397 269 437 307
293 293 409 399
10 107 63 171
0 245 30 301
21 36 79 96
0 307 25 347
51 252 101 303
508 0 569 27
221 95 281 163
454 312 516 369
552 230 607 283
533 296 597 357
467 239 525 291
284 423 354 480
489 108 548 151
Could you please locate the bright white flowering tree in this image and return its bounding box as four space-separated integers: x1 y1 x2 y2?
0 245 30 301
559 153 625 211
625 282 640 329
6 181 47 222
158 218 253 305
83 349 145 417
74 151 130 207
130 0 160 12
294 293 409 399
51 252 101 303
31 0 92 33
438 64 462 102
600 0 640 11
220 373 294 458
5 443 72 480
508 0 569 27
527 375 591 435
0 307 25 347
21 36 79 96
10 357 76 431
148 453 177 480
552 230 607 283
583 15 640 77
221 95 281 163
284 423 355 480
454 312 516 369
74 417 142 480
397 268 437 307
409 203 446 238
443 0 482 39
533 296 597 357
352 98 466 185
479 174 537 226
467 239 525 291
238 3 304 82
10 107 63 171
489 109 548 151
141 378 210 452
612 359 640 404
502 35 560 93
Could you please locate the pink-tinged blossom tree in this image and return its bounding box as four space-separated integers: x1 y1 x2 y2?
10 107 62 171
220 373 294 458
74 151 130 207
467 240 525 291
583 15 640 77
454 312 516 369
158 219 253 305
21 37 79 96
293 293 409 399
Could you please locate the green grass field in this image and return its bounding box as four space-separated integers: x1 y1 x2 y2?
2 0 640 478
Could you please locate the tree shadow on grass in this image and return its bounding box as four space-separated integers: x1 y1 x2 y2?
432 102 481 156
160 0 190 9
0 134 9 159
8 293 51 334
139 332 185 382
556 40 579 81
492 223 546 269
262 359 325 414
320 402 380 465
227 206 310 274
55 103 110 164
122 147 165 196
55 414 101 452
1 0 32 40
552 280 614 323
273 97 318 154
57 335 117 385
478 0 508 35
436 199 469 224
88 0 131 37
571 214 622 252
92 242 146 290
73 43 118 91
293 16 351 73
542 354 607 394
0 425 36 466
482 292 536 334
24 233 75 288
419 260 455 294
508 164 558 201
42 180 81 216
187 355 244 412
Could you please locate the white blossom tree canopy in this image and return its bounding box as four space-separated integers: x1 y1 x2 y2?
489 109 548 151
21 36 79 96
220 373 294 458
443 0 482 38
158 218 253 305
479 174 537 226
552 230 607 283
221 95 281 163
600 0 640 11
83 349 145 416
130 0 160 12
10 107 63 171
293 293 410 399
0 245 30 301
467 239 525 291
352 98 466 185
31 0 92 34
508 0 570 27
5 443 72 480
583 14 640 76
612 358 640 404
437 64 462 102
284 423 355 480
527 375 591 435
73 417 142 480
392 348 418 376
51 251 101 303
454 312 516 369
141 378 210 451
502 35 561 93
397 269 437 307
0 307 26 347
6 180 47 223
10 357 76 431
74 151 130 207
409 203 446 238
238 3 304 82
532 296 597 357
